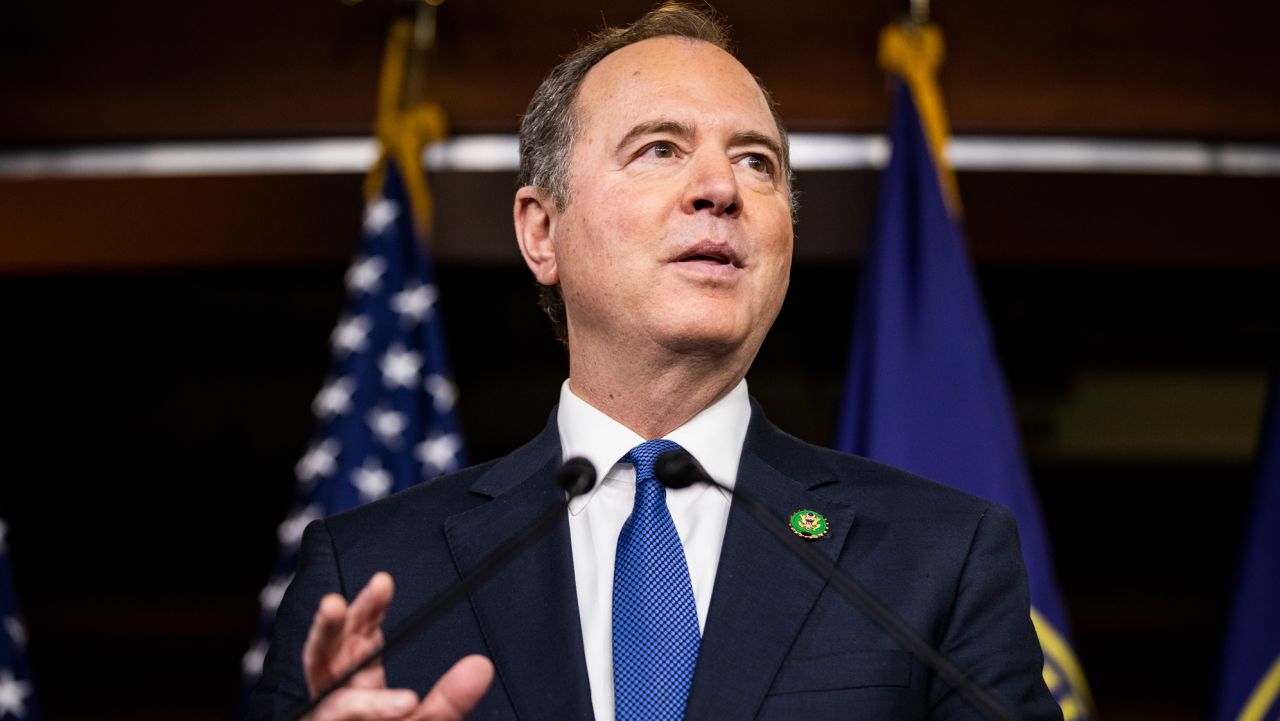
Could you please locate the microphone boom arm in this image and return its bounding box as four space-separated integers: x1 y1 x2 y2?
655 450 1022 721
283 457 597 721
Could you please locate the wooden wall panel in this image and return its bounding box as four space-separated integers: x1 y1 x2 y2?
2 0 1277 143
0 175 363 272
937 0 1280 138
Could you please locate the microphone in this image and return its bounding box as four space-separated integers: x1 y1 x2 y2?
286 457 597 721
558 456 597 496
653 449 1022 721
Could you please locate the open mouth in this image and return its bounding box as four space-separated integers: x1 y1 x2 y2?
674 242 743 268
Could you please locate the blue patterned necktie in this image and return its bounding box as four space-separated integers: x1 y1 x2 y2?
613 439 701 721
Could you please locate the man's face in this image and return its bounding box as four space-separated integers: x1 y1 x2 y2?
548 36 793 362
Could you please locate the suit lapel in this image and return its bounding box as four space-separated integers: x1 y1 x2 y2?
684 418 857 721
444 424 595 721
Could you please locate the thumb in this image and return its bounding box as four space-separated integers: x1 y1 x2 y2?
410 655 495 721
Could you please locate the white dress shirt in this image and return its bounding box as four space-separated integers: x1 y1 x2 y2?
558 379 751 721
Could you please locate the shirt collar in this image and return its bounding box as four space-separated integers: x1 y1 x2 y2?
557 379 750 513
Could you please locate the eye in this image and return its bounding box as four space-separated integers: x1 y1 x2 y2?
740 153 774 176
644 141 677 159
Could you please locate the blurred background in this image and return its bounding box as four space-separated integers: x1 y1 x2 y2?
1 0 1278 719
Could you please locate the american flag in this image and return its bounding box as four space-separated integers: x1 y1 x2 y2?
240 157 467 692
0 518 39 721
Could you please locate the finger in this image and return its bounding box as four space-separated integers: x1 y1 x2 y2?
334 573 394 688
304 593 351 692
409 655 495 721
307 687 420 721
343 627 389 691
347 572 395 637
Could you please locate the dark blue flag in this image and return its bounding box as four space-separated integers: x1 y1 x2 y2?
240 157 468 690
1214 373 1280 721
0 519 39 721
833 62 1093 718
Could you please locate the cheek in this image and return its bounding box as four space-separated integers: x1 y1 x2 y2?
563 228 627 285
564 194 661 270
757 226 794 308
755 263 790 316
554 207 635 314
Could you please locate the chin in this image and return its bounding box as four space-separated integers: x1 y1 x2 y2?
654 318 752 358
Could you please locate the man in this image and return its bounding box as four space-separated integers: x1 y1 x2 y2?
250 4 1060 721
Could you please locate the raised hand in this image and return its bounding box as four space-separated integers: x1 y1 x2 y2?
301 572 494 721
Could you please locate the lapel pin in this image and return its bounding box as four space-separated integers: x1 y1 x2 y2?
789 509 828 540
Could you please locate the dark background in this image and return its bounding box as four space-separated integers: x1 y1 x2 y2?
2 1 1279 719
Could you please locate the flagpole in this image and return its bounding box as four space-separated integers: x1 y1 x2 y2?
909 0 929 25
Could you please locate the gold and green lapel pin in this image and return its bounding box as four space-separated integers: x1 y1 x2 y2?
789 510 829 540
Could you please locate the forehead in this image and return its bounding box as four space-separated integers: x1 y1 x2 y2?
574 36 778 143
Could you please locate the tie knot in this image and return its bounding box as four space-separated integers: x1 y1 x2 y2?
624 439 683 485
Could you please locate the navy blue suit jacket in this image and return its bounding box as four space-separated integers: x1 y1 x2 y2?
250 403 1061 721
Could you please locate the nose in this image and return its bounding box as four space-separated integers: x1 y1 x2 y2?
682 152 741 218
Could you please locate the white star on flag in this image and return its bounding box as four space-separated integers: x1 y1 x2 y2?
258 574 293 614
313 376 355 418
277 503 324 548
345 255 387 295
330 314 372 355
391 282 439 325
380 344 423 388
0 670 32 719
242 640 269 677
4 617 25 648
417 432 462 474
367 406 408 447
425 373 458 413
352 458 393 502
363 197 399 236
295 439 341 484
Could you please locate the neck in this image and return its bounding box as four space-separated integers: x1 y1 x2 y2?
567 342 751 439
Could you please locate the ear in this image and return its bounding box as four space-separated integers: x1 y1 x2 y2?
513 186 559 286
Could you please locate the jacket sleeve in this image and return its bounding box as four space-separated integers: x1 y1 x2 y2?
929 504 1064 721
246 519 345 721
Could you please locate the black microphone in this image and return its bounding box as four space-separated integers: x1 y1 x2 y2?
653 449 1022 721
558 456 597 496
285 457 597 721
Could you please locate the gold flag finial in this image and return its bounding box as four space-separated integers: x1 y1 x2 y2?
878 21 961 215
365 7 449 239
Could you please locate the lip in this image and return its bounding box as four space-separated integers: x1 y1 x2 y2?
668 241 745 283
670 240 744 269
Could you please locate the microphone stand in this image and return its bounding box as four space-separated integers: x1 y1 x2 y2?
654 450 1022 721
283 458 597 721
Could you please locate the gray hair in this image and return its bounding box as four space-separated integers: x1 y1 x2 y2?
517 1 793 344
